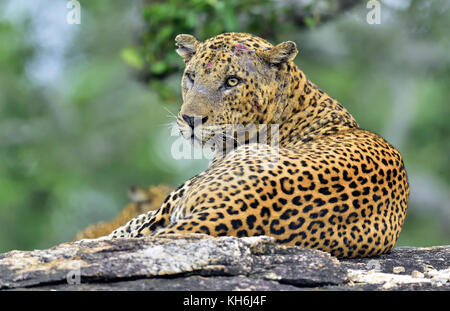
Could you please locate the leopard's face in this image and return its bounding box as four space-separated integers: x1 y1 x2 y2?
175 33 298 150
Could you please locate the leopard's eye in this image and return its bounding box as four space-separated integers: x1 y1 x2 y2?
186 72 195 82
225 77 240 88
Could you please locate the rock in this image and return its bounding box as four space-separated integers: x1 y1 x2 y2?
393 266 405 274
0 235 448 291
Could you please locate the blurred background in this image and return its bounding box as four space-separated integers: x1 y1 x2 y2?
0 0 448 252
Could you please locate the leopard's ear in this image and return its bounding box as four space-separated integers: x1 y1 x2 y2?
259 41 298 65
175 34 201 63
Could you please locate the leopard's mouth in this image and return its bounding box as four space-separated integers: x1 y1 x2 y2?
178 121 212 148
177 119 261 153
177 117 217 145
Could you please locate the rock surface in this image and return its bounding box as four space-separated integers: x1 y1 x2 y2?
0 234 448 291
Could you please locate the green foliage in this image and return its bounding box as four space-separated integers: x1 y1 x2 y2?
140 0 264 72
124 0 300 99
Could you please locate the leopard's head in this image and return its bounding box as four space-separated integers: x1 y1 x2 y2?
175 32 298 150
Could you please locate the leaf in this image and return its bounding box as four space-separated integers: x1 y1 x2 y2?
120 48 144 70
151 61 168 74
305 16 316 28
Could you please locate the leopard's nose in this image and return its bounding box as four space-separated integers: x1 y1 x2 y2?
182 115 208 129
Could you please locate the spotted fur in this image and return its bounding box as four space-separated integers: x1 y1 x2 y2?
109 33 409 258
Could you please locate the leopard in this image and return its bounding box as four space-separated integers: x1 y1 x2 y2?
106 32 410 258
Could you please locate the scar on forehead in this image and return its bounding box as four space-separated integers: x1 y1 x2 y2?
233 43 255 56
220 45 256 67
203 49 221 69
235 43 251 52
